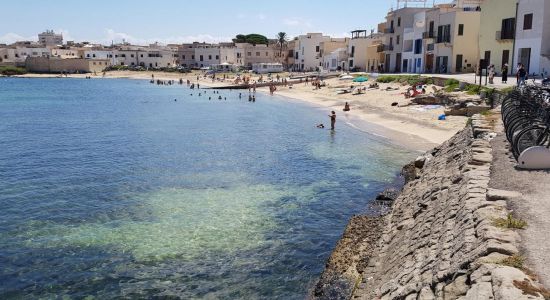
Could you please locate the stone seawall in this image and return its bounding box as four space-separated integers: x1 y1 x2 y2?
314 114 548 299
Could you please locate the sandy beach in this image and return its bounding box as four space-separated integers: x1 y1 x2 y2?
15 70 469 151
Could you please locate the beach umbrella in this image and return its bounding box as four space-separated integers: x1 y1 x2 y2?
353 76 369 83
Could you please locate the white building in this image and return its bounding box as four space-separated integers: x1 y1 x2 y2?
38 30 63 46
252 63 283 74
0 45 50 66
322 48 347 71
402 11 425 73
513 0 550 76
194 45 220 68
292 33 331 71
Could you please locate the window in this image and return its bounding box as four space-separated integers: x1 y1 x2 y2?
501 18 516 39
192 55 195 60
256 52 260 56
247 52 252 56
437 25 451 43
131 54 134 58
414 39 422 54
350 46 355 57
398 17 401 27
523 13 533 30
266 52 268 56
216 55 219 60
182 55 185 59
458 24 464 36
315 46 320 52
87 54 90 58
208 55 212 60
200 55 204 61
140 54 143 57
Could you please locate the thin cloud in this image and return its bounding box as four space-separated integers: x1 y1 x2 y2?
282 18 313 28
102 29 232 45
0 32 35 44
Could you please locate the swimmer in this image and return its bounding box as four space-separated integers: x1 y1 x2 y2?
316 124 325 129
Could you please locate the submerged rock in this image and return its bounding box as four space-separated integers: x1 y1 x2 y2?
375 188 400 201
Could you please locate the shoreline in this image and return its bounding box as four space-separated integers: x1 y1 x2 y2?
11 71 468 151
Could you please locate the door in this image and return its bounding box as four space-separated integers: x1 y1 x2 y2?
502 50 510 74
403 59 408 73
385 54 391 72
442 56 448 73
435 56 441 73
519 48 531 73
396 53 402 72
456 54 463 72
484 51 491 66
426 54 434 73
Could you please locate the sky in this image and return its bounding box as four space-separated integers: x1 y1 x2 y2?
0 0 450 45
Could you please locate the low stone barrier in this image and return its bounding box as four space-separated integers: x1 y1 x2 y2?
313 113 548 299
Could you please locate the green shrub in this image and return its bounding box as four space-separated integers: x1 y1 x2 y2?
376 75 399 83
445 79 460 86
497 254 525 269
444 83 459 92
0 66 27 75
493 213 527 229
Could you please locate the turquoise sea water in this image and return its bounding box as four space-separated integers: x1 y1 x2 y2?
0 77 414 299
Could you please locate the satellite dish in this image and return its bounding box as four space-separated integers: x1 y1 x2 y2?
415 20 425 28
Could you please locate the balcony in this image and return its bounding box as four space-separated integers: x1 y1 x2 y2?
384 28 395 34
496 31 514 41
377 44 394 52
422 31 436 39
436 36 451 44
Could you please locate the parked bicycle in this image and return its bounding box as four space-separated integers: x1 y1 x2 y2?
501 85 550 160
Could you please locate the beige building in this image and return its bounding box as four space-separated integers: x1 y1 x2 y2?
423 3 481 73
348 30 383 72
26 57 110 73
38 30 63 46
479 0 517 75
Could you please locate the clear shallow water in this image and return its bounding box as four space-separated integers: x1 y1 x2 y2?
0 78 414 299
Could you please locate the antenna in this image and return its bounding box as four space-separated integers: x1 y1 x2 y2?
396 0 428 8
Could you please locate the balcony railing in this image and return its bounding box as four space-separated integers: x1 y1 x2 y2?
496 31 514 41
384 28 395 34
377 44 394 52
422 31 436 39
436 36 451 44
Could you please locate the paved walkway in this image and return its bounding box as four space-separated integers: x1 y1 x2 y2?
489 119 550 287
378 72 518 89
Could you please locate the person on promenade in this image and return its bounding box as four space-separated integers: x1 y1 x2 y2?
329 111 336 130
517 64 527 87
488 64 495 84
502 64 509 84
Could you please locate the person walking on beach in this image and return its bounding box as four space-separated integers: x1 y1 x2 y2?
502 64 509 84
329 111 336 130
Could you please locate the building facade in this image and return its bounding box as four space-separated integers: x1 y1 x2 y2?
478 0 517 75
513 0 550 76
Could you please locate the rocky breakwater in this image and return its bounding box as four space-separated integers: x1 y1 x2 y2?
313 114 548 299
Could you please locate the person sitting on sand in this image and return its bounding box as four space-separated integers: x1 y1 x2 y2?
343 102 350 112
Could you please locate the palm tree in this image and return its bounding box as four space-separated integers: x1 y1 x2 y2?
276 32 288 58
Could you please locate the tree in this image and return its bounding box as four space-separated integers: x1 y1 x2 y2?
276 32 288 57
232 34 269 45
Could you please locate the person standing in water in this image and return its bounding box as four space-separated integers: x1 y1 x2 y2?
329 111 336 130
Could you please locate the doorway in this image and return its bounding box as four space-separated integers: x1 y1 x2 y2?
519 48 531 73
456 54 463 72
396 53 402 72
426 54 434 73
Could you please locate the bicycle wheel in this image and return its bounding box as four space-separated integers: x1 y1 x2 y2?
512 125 550 159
